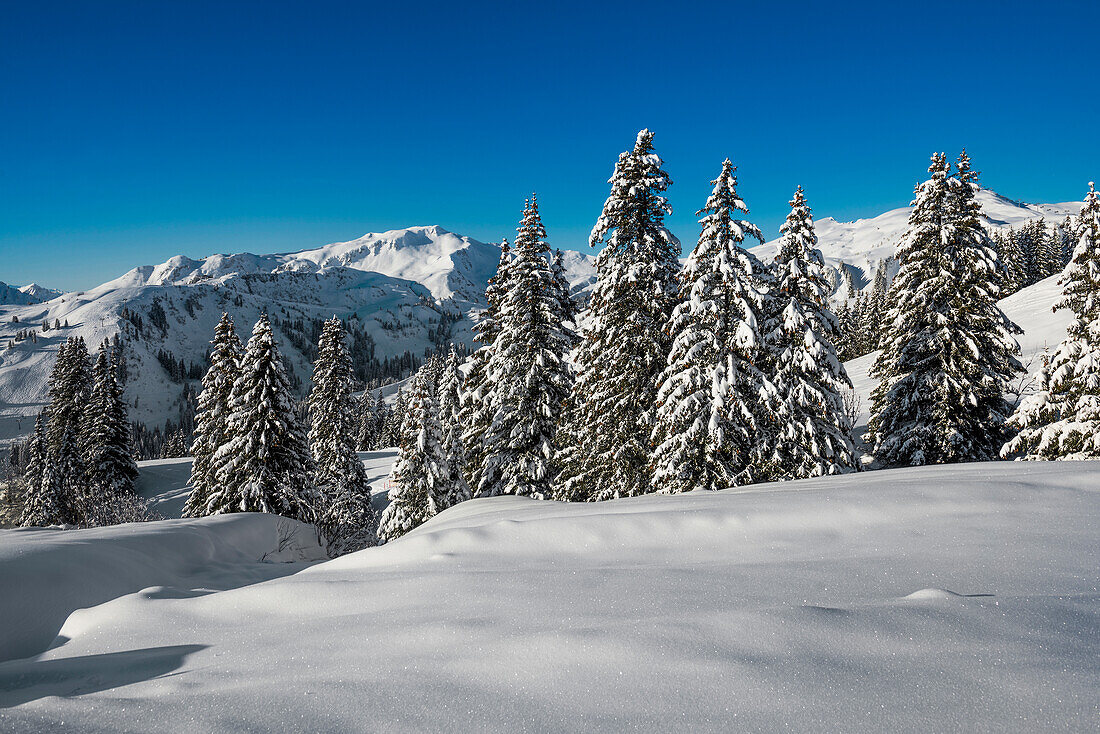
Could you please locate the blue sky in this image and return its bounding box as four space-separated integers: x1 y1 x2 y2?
2 0 1097 291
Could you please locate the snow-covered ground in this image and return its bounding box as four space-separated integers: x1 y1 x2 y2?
1 461 1096 731
0 513 327 662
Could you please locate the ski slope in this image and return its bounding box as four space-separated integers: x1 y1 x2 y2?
0 461 1096 731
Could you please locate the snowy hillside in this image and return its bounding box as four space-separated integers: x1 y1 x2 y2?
0 227 597 430
753 189 1081 294
0 460 1096 731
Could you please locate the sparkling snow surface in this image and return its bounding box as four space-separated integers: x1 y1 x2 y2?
1 462 1097 731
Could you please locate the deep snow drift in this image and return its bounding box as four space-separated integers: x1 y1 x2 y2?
0 461 1096 731
0 514 327 663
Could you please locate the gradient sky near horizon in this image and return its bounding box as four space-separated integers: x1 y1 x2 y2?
2 0 1098 291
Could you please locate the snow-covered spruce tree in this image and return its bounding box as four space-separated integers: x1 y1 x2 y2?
377 361 444 543
479 196 574 499
867 152 1022 465
557 129 681 501
762 186 858 479
460 238 511 492
207 314 317 521
18 413 62 527
651 159 773 493
1036 220 1064 280
550 247 580 345
433 345 471 512
185 313 243 517
36 337 92 525
308 317 376 555
380 389 406 448
1003 182 1100 459
356 390 382 451
21 413 46 502
81 341 139 523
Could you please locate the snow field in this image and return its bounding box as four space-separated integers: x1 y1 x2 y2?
0 460 1096 731
0 513 326 662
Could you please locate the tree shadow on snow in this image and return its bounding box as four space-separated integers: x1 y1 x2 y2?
0 644 207 707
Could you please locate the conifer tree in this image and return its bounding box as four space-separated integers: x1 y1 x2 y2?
433 345 471 512
550 248 579 344
82 341 139 522
651 159 772 493
1060 215 1077 264
378 361 444 542
479 197 574 499
762 186 858 478
208 314 317 520
1035 220 1063 280
356 390 382 451
1003 182 1100 458
460 239 511 491
186 313 243 517
309 317 376 555
380 390 406 448
19 413 62 527
45 337 91 524
868 152 1022 465
557 129 681 501
21 412 46 500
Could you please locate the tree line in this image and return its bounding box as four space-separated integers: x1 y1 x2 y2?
6 131 1096 552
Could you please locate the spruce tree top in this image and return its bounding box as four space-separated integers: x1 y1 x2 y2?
590 129 680 266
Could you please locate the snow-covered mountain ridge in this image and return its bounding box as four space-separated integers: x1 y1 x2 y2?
0 226 596 432
0 282 61 306
753 188 1082 293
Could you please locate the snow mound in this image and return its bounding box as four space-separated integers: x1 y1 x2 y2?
903 588 967 601
0 513 325 662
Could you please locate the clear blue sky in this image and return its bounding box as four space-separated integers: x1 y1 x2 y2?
2 0 1097 291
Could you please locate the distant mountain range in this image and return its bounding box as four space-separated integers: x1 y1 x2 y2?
0 227 595 431
0 282 61 307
